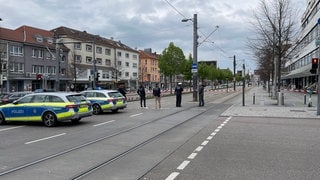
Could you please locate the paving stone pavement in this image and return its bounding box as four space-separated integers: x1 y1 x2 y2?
221 86 320 119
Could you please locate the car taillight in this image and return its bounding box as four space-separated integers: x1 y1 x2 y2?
65 104 78 109
107 98 115 103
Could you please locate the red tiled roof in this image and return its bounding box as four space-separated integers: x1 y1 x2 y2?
139 50 159 59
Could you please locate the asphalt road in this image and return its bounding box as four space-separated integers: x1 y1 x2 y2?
1 89 319 180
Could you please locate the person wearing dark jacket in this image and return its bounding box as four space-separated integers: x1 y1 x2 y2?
174 82 183 107
198 83 205 106
118 84 127 99
153 83 161 109
137 84 146 108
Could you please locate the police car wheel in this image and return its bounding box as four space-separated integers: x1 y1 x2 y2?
92 104 101 115
0 113 6 125
42 112 57 127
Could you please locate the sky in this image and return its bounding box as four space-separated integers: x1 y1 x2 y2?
0 0 306 73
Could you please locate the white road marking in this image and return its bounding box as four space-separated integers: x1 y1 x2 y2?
130 113 143 117
201 140 209 146
0 126 24 132
188 153 198 159
195 146 203 152
93 120 115 127
165 172 180 180
211 132 216 136
177 160 190 170
25 133 66 145
207 136 213 140
214 129 220 133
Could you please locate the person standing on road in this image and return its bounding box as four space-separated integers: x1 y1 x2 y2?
118 84 127 100
137 84 146 108
153 83 161 109
199 83 205 106
174 82 183 107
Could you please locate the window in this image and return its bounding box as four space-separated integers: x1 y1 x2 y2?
47 39 53 44
125 53 129 58
32 65 45 74
105 48 111 55
32 49 37 58
74 55 82 62
133 54 138 60
38 50 43 58
74 43 81 50
86 44 92 52
133 72 137 77
10 62 24 72
117 61 122 66
125 62 129 67
36 36 43 42
96 58 102 65
117 52 122 57
133 63 137 68
10 45 23 56
125 72 129 77
86 56 92 64
96 47 102 54
105 59 111 66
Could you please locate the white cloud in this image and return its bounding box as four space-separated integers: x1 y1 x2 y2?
0 0 305 71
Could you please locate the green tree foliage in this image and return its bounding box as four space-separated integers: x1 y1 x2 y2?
182 54 193 81
159 42 185 93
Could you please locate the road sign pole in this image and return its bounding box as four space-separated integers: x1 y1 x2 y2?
317 18 320 115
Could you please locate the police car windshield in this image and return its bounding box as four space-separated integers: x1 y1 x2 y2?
108 92 123 98
67 94 87 102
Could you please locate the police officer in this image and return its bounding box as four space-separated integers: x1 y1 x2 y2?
175 82 183 107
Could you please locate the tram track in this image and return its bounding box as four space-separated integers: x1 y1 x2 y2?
0 91 240 179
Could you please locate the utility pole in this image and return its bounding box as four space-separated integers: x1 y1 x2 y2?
233 55 236 91
55 38 62 91
192 14 198 101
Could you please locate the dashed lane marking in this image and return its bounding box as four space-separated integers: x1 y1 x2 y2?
165 116 233 180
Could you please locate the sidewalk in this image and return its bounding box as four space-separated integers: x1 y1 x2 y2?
221 86 320 119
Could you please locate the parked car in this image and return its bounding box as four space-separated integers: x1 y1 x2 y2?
0 92 92 127
0 92 32 104
81 90 127 114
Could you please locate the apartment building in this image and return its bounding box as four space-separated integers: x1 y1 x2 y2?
52 26 140 91
139 48 160 90
283 0 320 90
0 25 69 92
0 25 140 92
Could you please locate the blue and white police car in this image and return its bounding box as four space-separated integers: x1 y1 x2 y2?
0 92 92 127
81 90 127 115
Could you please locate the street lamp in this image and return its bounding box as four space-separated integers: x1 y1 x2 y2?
182 14 198 101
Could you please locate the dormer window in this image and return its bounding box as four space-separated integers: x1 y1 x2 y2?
47 39 53 44
36 36 43 42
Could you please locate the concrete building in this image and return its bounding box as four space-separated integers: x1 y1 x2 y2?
138 48 160 90
283 0 320 90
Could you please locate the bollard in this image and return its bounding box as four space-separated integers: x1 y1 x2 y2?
304 94 306 105
253 93 255 104
278 92 284 106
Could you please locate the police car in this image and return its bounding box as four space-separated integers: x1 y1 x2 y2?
81 90 127 115
0 92 92 127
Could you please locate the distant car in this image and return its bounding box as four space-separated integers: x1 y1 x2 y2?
0 92 32 104
0 92 92 127
81 90 127 115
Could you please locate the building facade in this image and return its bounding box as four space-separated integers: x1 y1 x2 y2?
0 25 69 93
138 48 160 89
283 0 320 90
0 25 140 93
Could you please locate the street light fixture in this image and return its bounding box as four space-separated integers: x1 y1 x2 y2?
182 14 198 101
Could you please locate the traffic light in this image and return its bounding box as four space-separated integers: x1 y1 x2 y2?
310 58 318 74
95 72 100 82
36 74 42 80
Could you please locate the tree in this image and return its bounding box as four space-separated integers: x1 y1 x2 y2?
181 54 193 91
159 42 185 93
248 0 297 93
